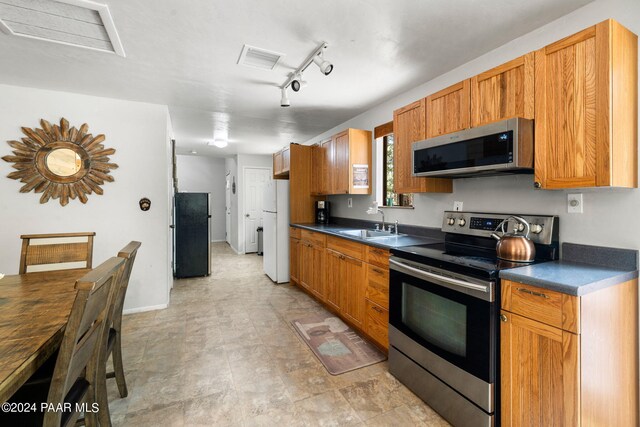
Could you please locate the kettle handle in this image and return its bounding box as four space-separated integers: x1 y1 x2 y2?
495 215 531 238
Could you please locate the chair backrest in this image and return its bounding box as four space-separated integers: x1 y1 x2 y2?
19 232 96 274
109 241 142 330
44 257 124 427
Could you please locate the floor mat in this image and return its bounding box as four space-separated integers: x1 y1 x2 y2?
291 312 386 375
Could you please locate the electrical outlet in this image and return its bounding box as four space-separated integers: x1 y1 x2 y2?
567 193 583 214
454 201 463 212
347 198 353 208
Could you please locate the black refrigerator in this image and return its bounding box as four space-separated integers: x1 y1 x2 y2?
173 192 211 278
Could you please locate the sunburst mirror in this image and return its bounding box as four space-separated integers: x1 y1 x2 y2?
2 118 118 206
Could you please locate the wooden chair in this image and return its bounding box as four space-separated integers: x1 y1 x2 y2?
0 256 124 427
96 241 141 427
19 232 96 274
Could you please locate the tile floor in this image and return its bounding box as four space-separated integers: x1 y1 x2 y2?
109 243 450 426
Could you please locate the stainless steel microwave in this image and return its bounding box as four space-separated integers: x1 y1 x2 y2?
412 117 533 178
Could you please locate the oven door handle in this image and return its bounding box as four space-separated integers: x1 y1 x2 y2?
389 258 489 293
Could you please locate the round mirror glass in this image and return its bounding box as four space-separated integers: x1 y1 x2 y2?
46 148 82 177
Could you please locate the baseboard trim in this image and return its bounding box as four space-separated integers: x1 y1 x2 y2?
229 244 242 254
123 303 168 315
212 239 225 243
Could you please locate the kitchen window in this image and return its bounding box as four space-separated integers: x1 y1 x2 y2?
375 121 413 207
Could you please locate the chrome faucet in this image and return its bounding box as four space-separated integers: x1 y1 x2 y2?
366 205 385 230
394 220 399 234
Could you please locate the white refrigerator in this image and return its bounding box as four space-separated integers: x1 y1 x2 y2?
263 179 290 283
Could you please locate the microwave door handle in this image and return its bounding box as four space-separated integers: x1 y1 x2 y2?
389 258 489 293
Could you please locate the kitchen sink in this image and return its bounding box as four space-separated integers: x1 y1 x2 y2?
337 229 404 239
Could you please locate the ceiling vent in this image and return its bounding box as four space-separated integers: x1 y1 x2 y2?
237 44 284 70
0 0 125 57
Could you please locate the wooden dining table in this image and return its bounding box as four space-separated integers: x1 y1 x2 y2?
0 269 90 403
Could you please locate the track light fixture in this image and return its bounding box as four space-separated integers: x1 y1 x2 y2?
280 87 290 107
279 41 333 107
291 72 307 92
312 51 333 75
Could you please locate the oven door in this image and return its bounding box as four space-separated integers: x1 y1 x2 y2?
389 257 496 384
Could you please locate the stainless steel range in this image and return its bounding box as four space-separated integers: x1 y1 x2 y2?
388 211 559 427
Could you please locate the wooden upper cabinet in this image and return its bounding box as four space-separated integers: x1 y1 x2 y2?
273 146 290 179
470 53 535 127
322 139 332 195
311 140 332 195
313 128 371 195
332 130 350 194
273 150 283 178
311 143 323 195
289 144 316 223
534 19 638 189
425 80 471 138
281 147 290 174
393 100 452 194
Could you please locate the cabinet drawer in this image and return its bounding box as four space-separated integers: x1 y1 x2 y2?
289 227 301 239
365 299 389 349
366 246 390 268
502 280 579 334
301 230 326 247
366 264 389 309
327 235 365 260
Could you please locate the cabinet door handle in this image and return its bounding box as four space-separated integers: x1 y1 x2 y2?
500 314 508 322
517 287 549 299
372 268 384 275
339 255 345 260
372 305 383 314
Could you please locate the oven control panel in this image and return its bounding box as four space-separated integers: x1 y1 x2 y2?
442 211 558 245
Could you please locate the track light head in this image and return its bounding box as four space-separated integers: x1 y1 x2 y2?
280 87 290 107
291 72 307 92
312 52 333 75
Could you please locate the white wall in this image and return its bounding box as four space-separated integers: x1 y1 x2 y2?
304 0 640 251
237 154 272 254
0 84 171 313
176 155 226 242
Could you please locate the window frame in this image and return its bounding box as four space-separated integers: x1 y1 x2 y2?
374 121 413 208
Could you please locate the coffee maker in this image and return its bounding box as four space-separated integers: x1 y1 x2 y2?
315 201 330 224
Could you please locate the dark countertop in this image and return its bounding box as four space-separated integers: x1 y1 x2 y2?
500 243 639 296
290 223 443 249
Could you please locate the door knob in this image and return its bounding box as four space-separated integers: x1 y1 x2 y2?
245 214 250 217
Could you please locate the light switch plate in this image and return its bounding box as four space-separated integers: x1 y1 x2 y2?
347 198 353 208
454 201 463 211
567 193 583 213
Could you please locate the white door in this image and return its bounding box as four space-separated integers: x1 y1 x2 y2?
225 173 231 244
244 168 270 253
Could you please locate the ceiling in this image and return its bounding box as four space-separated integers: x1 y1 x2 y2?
0 0 594 157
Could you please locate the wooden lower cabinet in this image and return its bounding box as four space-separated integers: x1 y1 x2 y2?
365 300 389 349
500 279 638 426
291 228 390 351
300 240 325 300
289 237 300 284
339 255 366 328
325 249 342 311
500 310 579 426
